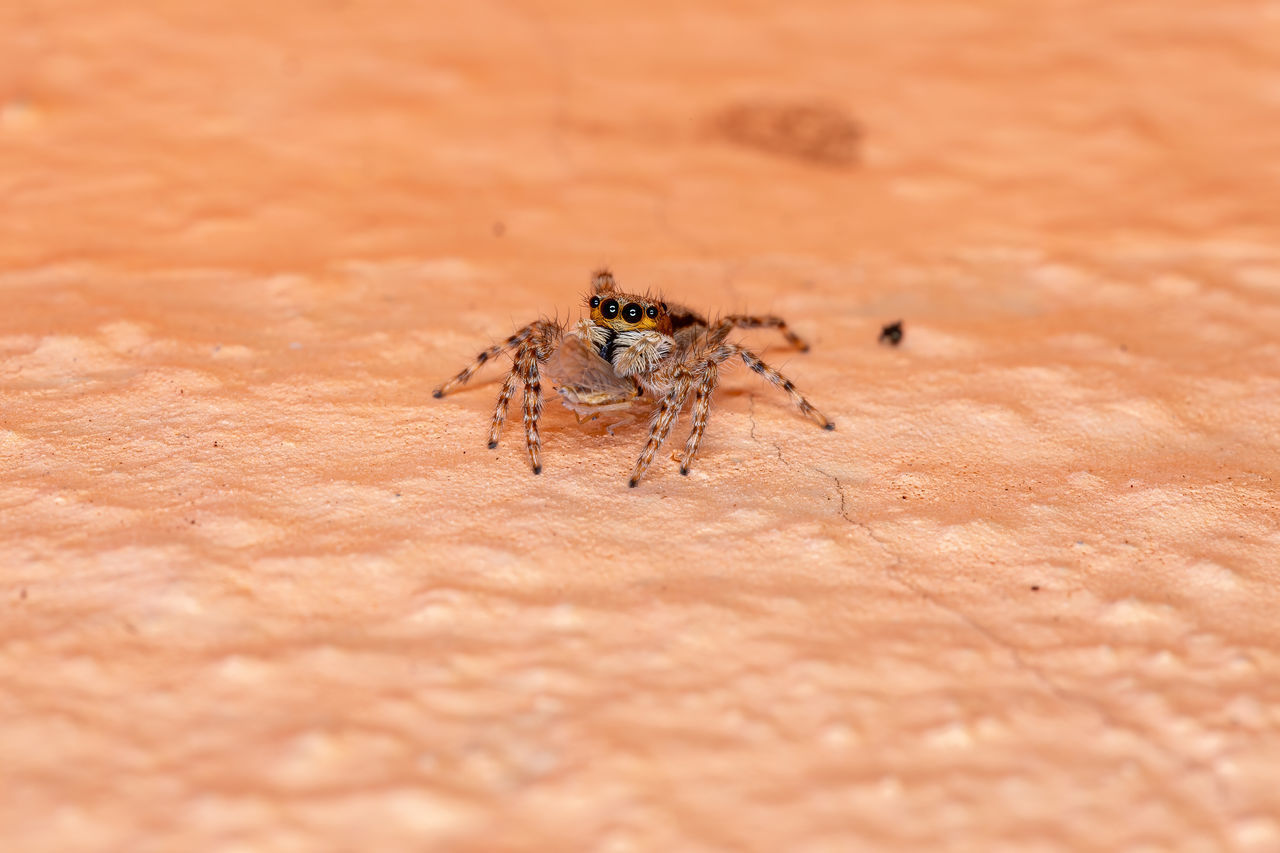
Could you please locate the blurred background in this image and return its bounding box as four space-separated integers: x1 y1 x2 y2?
2 1 1279 850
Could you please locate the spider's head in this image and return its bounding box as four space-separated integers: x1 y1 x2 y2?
587 269 673 334
588 293 673 335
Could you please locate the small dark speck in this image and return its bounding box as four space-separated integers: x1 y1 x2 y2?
432 390 444 398
824 422 835 431
488 440 498 449
879 321 903 346
901 495 907 500
213 441 219 447
20 588 27 600
1031 585 1041 591
492 221 506 237
394 492 402 498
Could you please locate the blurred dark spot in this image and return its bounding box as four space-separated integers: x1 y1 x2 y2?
1031 585 1041 591
879 321 903 346
715 101 861 168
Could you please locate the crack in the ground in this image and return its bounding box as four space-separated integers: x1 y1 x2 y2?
814 467 1077 698
747 394 784 463
810 466 1232 845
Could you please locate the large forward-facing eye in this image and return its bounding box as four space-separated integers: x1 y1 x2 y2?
601 298 619 319
622 303 643 323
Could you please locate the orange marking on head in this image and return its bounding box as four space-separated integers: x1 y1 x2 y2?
587 292 673 335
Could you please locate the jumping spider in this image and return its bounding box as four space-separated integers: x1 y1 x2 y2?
433 269 833 487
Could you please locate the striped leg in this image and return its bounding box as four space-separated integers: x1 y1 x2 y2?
433 325 539 398
519 348 545 474
487 370 520 449
629 371 693 487
487 343 549 473
439 319 562 473
678 362 718 475
713 314 811 351
591 268 617 294
734 347 833 430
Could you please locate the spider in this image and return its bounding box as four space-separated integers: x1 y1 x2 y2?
432 269 834 487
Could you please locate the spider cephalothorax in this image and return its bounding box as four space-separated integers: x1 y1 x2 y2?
434 269 832 487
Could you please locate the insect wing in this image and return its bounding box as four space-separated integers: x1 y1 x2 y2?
546 335 639 407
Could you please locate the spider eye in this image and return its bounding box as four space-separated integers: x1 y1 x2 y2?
601 299 619 319
646 306 658 319
590 296 600 308
622 303 643 323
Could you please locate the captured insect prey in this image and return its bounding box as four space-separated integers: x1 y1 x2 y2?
433 269 834 487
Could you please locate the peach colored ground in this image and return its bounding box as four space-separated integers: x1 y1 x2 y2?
3 1 1279 850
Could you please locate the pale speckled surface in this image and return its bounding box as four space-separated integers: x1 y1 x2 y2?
3 1 1280 850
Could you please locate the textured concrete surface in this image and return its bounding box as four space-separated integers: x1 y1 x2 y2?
3 1 1279 850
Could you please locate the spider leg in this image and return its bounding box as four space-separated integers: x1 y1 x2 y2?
440 319 561 473
678 361 718 475
628 371 693 487
433 324 541 398
487 370 520 449
486 341 547 474
734 346 833 430
713 314 811 351
591 268 617 293
519 347 545 474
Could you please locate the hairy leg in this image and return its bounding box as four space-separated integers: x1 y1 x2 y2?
629 371 693 487
519 347 545 474
487 370 520 449
433 321 553 398
678 361 718 475
591 268 617 294
734 346 833 429
710 314 811 351
437 319 561 472
486 342 549 474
